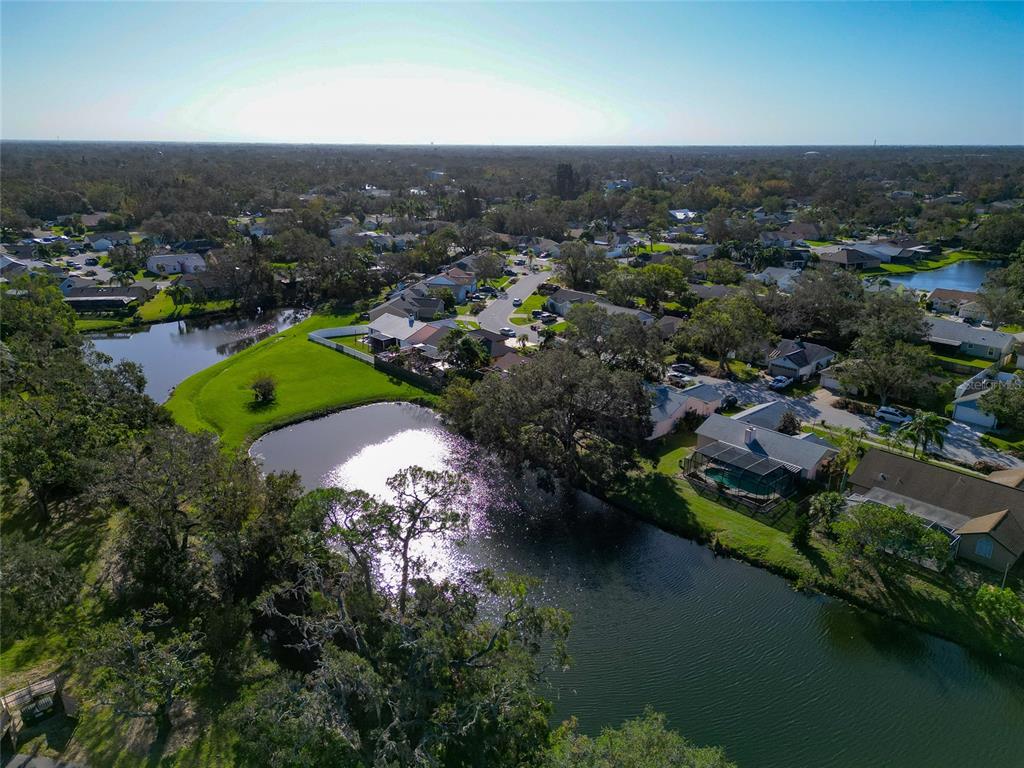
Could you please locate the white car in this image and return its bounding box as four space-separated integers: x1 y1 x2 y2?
875 406 912 425
500 327 516 337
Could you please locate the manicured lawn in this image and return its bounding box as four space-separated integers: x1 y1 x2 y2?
509 316 533 326
804 240 833 247
999 323 1024 334
166 313 433 449
930 351 994 370
981 429 1024 454
610 431 1024 664
482 276 511 289
136 291 236 323
864 249 991 277
509 292 547 324
75 318 127 332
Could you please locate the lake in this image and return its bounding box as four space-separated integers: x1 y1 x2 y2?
880 259 1002 292
251 402 1024 768
89 309 304 401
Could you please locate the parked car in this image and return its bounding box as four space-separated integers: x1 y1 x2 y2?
84 257 99 267
531 309 544 318
540 315 557 325
514 259 526 266
479 286 497 295
768 376 793 391
875 406 912 425
719 394 739 411
512 298 523 307
500 327 516 337
668 373 693 386
670 363 695 375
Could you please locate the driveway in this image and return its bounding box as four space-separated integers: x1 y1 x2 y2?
694 374 1023 468
475 264 551 344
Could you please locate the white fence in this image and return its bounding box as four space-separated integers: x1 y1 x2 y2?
308 325 374 363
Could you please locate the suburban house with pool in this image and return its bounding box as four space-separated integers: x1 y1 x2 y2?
685 410 837 507
848 450 1024 571
924 318 1016 364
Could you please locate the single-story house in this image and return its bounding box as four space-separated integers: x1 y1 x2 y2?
848 449 1024 571
669 209 698 222
368 287 446 322
815 247 882 270
59 275 96 295
778 222 821 242
927 288 986 321
766 338 836 380
86 231 131 251
423 267 477 303
647 383 722 439
694 413 837 482
925 317 1015 363
178 271 231 300
751 267 801 293
366 314 457 353
545 288 654 325
467 328 511 358
63 284 156 311
147 252 206 275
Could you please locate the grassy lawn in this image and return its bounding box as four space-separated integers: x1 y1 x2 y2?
865 249 992 277
136 291 236 323
608 430 1024 664
930 351 995 370
509 292 547 325
75 317 129 332
482 276 511 289
999 323 1024 334
804 240 833 247
981 429 1024 454
166 313 434 450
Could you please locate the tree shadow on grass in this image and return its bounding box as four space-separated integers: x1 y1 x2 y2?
245 398 277 413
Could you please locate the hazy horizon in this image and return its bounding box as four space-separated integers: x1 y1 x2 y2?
3 1 1022 145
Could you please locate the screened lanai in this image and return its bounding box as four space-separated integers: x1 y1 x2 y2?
685 440 800 505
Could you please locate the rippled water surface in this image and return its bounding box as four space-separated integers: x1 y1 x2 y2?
89 308 304 401
880 259 1001 292
252 403 1024 768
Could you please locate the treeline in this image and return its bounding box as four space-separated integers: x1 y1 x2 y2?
3 142 1022 240
0 279 734 766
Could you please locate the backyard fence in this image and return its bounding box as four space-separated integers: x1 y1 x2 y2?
308 325 374 363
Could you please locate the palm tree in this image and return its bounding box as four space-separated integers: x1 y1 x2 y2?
898 411 947 458
113 267 136 288
166 283 192 308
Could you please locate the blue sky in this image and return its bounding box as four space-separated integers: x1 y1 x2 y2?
2 2 1022 144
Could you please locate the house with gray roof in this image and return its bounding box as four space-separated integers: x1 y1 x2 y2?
925 317 1015 363
766 338 836 380
646 383 723 439
694 413 836 481
545 288 654 325
849 449 1024 571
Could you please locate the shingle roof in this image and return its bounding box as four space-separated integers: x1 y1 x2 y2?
695 414 835 473
769 338 835 369
647 384 690 422
925 317 1014 349
678 383 723 403
849 449 1024 557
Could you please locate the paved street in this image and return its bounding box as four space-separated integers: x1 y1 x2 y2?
694 374 1023 468
474 262 551 344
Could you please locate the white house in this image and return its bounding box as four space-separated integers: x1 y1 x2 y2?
147 252 206 275
86 231 131 251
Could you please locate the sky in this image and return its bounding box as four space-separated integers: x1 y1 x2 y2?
2 1 1022 145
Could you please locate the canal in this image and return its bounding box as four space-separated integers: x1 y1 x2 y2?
251 402 1024 768
88 308 304 401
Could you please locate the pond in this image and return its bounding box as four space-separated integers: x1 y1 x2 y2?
88 308 304 401
879 259 1002 293
251 403 1024 768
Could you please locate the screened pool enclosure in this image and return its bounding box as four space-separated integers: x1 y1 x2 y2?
685 440 800 505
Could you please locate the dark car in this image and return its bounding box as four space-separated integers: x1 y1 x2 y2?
716 394 739 413
84 257 99 267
